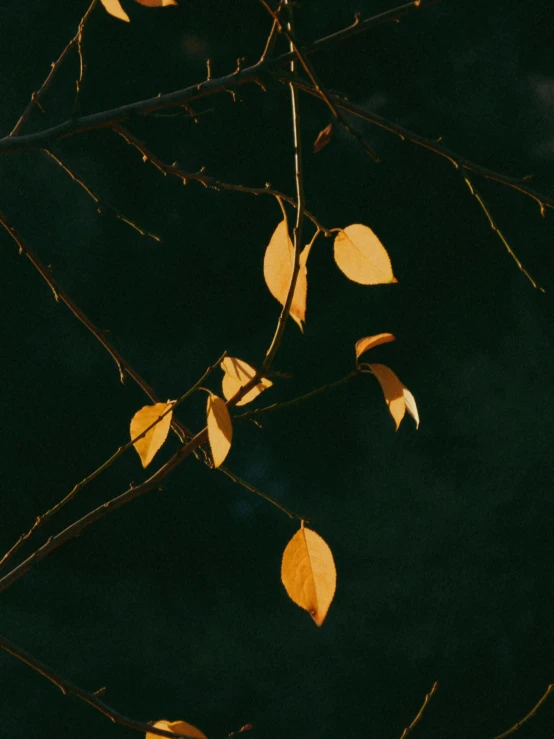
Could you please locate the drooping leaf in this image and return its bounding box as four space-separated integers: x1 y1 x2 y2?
313 122 333 153
281 526 336 627
402 386 420 429
263 220 312 331
207 393 233 468
146 719 207 739
355 333 396 360
130 402 174 468
221 357 272 407
334 224 396 285
100 0 130 21
135 0 177 6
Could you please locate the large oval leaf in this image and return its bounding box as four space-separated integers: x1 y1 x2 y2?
100 0 130 21
221 357 272 407
263 220 312 331
206 393 233 468
355 332 396 360
130 402 174 468
281 527 336 627
146 719 207 739
334 224 396 285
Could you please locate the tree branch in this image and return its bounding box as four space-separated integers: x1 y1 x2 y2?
0 635 200 739
398 681 438 739
493 684 554 739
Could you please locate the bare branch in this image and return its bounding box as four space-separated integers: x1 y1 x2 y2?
493 684 554 739
0 636 200 739
398 682 438 739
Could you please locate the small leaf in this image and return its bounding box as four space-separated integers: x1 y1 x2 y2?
146 719 207 739
135 0 177 6
130 402 174 468
355 333 396 360
263 220 312 331
313 122 333 153
100 0 130 21
221 357 272 407
368 363 405 430
281 526 336 627
207 393 233 468
402 386 420 429
334 224 396 285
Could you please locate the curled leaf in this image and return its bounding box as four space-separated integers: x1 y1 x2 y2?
313 122 333 153
355 333 396 360
135 0 177 6
100 0 130 21
146 719 207 739
369 363 418 431
281 526 336 627
207 393 233 468
221 357 272 407
263 220 312 331
130 402 174 468
334 224 396 285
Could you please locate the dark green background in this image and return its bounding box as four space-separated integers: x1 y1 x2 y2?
1 1 554 737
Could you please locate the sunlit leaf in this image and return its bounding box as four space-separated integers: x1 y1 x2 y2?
281 526 336 627
146 719 207 739
135 0 177 6
130 402 174 468
313 122 333 153
207 393 232 468
334 224 396 285
402 386 420 429
221 357 272 407
355 333 396 360
100 0 130 21
368 363 405 430
263 220 312 331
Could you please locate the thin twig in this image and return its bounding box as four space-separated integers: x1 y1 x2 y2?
262 0 306 372
219 466 306 521
9 0 99 137
463 174 544 291
0 636 199 739
493 684 554 739
0 353 225 573
284 79 554 216
0 1 436 154
235 369 360 421
259 0 379 161
398 682 438 739
112 124 330 235
43 149 161 241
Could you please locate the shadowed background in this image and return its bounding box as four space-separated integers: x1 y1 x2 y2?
1 0 554 737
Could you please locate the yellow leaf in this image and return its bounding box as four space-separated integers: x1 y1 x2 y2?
221 357 272 407
334 224 396 285
368 363 405 430
207 393 232 468
263 220 312 331
281 526 336 627
146 719 207 739
100 0 130 21
135 0 177 6
355 333 396 360
402 386 420 429
130 402 174 468
313 122 333 154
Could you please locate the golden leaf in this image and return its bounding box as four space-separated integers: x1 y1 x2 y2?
281 526 336 627
369 363 418 431
207 393 233 468
313 122 333 154
221 357 272 407
130 402 174 468
402 386 420 429
334 224 396 285
146 719 207 739
135 0 177 6
355 333 396 360
100 0 130 21
263 220 312 331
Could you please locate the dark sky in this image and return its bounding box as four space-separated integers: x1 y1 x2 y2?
1 1 554 738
